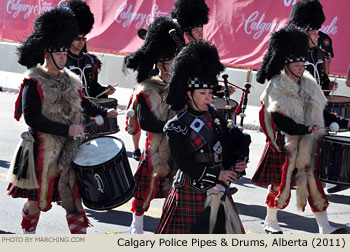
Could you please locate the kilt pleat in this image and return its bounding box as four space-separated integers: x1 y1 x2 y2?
155 178 207 234
132 140 166 214
251 132 287 186
155 177 245 234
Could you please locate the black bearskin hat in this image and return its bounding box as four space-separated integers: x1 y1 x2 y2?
171 0 209 32
65 0 94 35
18 7 78 69
288 0 325 31
125 16 185 83
256 27 309 84
166 40 225 111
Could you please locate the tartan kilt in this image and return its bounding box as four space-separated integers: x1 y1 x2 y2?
155 178 208 234
155 177 245 234
131 138 167 214
7 136 61 202
251 132 296 187
7 177 61 202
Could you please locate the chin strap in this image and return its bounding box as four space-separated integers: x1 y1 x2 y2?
71 43 82 52
50 52 64 71
307 32 317 48
286 64 304 80
190 92 201 111
161 62 171 80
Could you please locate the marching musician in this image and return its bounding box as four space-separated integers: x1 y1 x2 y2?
251 26 349 234
61 0 116 99
318 31 334 75
288 0 338 92
156 41 248 234
171 0 209 41
171 0 235 97
125 29 148 161
7 7 100 234
125 16 185 234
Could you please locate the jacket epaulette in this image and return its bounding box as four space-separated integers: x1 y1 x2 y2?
164 110 188 135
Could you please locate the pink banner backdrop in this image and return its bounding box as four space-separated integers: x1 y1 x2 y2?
0 0 348 75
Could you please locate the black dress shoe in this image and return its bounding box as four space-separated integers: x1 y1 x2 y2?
264 228 283 234
327 185 350 194
330 227 347 234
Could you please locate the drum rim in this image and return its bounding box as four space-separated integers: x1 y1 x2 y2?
87 127 120 137
322 135 350 144
95 98 118 103
73 136 125 168
326 95 350 103
84 117 120 137
212 97 239 107
315 176 350 187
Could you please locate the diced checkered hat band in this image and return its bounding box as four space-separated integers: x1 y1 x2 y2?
298 25 318 31
185 24 203 32
45 47 68 53
284 56 305 64
187 77 212 89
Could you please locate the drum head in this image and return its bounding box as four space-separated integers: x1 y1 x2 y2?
326 96 350 103
73 137 123 166
212 98 238 110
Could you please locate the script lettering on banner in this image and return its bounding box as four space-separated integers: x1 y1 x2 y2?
6 0 53 19
114 2 168 29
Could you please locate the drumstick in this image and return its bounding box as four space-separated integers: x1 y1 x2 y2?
95 83 119 98
331 77 337 99
74 115 104 140
117 109 135 117
320 122 340 132
84 115 104 127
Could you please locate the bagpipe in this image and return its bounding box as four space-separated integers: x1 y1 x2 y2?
211 71 253 176
219 70 252 128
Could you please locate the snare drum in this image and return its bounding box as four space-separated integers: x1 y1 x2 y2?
317 135 350 186
84 115 119 137
73 137 136 210
326 96 350 119
84 98 119 136
212 98 238 125
94 98 118 109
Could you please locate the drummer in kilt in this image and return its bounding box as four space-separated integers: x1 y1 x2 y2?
251 26 349 234
7 6 115 234
125 16 185 234
156 41 248 234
